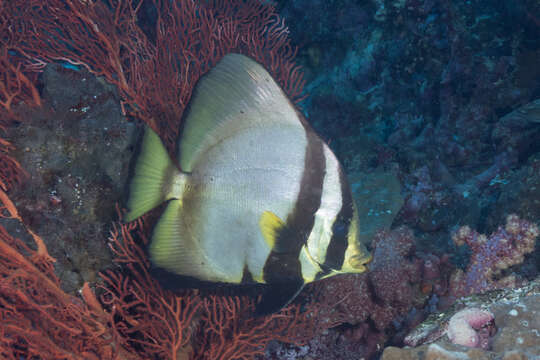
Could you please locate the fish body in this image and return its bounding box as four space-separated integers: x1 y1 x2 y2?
125 53 371 313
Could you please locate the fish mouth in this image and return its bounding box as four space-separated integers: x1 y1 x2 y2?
362 254 373 265
349 253 372 270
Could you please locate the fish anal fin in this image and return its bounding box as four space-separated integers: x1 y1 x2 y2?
149 199 185 270
255 281 305 316
149 199 228 282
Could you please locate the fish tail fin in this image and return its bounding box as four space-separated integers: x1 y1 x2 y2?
124 127 184 222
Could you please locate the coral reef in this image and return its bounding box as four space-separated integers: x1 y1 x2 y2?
446 308 495 349
1 0 539 359
385 277 540 360
101 217 318 360
0 189 134 359
0 1 324 359
266 2 540 356
265 226 447 359
0 189 319 359
449 214 539 300
5 64 131 293
2 0 305 150
265 215 537 359
278 0 540 260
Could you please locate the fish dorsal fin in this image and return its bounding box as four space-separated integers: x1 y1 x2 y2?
178 53 301 172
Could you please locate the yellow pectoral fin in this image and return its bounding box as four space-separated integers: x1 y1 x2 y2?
259 211 285 250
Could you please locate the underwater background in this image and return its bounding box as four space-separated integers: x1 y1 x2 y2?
0 0 539 359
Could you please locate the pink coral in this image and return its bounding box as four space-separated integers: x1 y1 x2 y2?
449 214 539 299
446 308 495 349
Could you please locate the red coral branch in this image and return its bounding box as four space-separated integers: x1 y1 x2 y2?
0 137 27 192
4 0 305 153
0 56 41 114
99 217 202 360
193 295 317 360
0 191 136 360
101 211 320 360
0 1 316 358
0 6 41 117
0 5 35 190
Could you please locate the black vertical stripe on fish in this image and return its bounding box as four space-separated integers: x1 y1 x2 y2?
288 124 326 244
255 281 305 316
262 120 326 285
323 165 353 270
241 263 254 283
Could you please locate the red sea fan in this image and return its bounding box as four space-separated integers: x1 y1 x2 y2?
99 217 203 359
0 189 320 359
3 0 305 152
0 2 325 358
0 189 137 360
101 215 319 360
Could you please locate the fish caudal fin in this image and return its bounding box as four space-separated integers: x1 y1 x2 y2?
125 127 182 222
